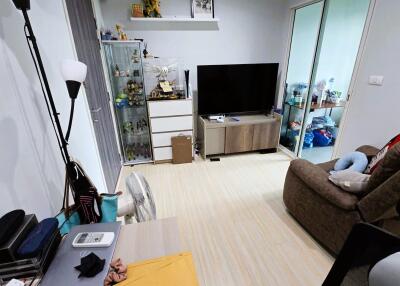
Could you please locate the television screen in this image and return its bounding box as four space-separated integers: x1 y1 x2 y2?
197 63 279 115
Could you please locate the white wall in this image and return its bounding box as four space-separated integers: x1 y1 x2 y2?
335 0 400 156
0 0 106 219
98 0 291 108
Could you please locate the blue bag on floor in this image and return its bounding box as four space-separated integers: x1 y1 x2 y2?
303 131 314 148
313 129 332 146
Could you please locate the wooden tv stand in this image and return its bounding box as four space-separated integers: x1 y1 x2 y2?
198 114 282 158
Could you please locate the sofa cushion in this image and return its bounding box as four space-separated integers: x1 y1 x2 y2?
356 145 380 159
367 143 400 191
289 159 359 210
329 170 370 193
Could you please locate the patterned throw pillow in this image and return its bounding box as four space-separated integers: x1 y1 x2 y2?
367 142 400 191
365 134 400 174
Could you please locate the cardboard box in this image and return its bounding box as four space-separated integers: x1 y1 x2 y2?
172 136 192 164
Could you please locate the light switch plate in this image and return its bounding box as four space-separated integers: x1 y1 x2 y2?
369 75 384 86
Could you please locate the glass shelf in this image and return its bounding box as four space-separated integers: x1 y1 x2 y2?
103 41 152 164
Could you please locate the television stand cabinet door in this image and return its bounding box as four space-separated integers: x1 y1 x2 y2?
225 125 254 154
206 127 226 156
252 122 280 150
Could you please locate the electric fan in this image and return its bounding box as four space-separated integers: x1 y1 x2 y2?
117 173 157 224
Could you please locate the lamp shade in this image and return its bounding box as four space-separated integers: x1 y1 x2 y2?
12 0 30 10
61 59 87 83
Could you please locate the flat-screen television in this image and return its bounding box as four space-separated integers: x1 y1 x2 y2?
197 63 279 115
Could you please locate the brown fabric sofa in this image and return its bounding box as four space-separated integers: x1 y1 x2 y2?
283 145 400 255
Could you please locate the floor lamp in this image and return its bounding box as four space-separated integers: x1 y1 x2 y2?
12 0 102 224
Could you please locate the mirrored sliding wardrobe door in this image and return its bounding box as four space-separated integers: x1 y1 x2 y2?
280 1 324 154
298 0 371 163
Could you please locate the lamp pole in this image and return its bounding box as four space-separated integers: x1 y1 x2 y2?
20 8 73 168
13 0 105 225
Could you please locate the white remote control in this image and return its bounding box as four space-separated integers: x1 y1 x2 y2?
72 232 115 248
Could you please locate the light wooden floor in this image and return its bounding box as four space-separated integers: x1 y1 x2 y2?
117 152 334 286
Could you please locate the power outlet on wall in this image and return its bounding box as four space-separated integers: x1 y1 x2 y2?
368 75 384 86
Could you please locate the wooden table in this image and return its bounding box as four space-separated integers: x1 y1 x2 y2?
113 217 182 264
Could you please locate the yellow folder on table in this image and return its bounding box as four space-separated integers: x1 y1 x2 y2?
116 252 199 286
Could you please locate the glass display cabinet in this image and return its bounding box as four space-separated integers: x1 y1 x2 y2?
103 41 152 164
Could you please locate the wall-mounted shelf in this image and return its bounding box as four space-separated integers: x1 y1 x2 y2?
130 17 220 23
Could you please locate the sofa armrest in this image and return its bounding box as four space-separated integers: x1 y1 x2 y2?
317 159 339 172
288 159 359 210
356 145 380 157
358 171 400 222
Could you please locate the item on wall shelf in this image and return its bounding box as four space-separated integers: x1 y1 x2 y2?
116 24 128 41
143 0 162 18
101 29 113 41
131 4 144 18
192 0 214 18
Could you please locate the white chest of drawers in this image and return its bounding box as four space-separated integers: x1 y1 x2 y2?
147 99 193 163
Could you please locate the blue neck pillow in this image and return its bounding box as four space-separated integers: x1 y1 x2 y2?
333 151 369 173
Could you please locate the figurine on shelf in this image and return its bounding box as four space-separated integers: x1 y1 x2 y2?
116 24 128 41
144 143 151 158
126 80 143 95
115 92 129 108
143 0 162 18
114 64 120 77
137 118 148 132
126 147 136 161
131 53 140 64
145 63 177 81
122 121 135 134
149 80 179 100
